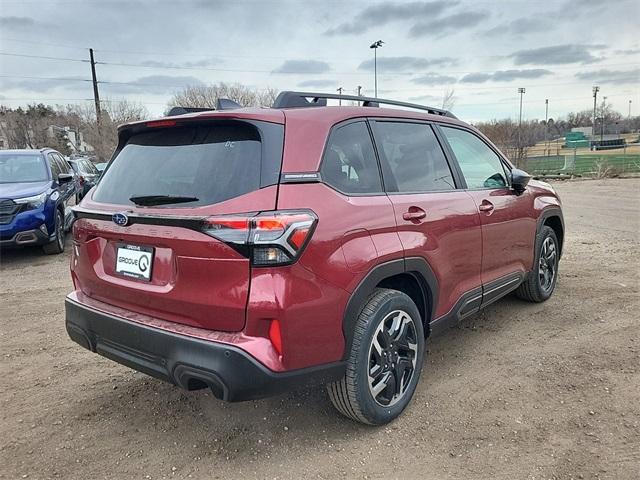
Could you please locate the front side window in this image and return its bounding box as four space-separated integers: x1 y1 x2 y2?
53 154 71 175
374 122 455 193
440 127 508 189
48 154 63 179
82 159 98 174
321 122 382 194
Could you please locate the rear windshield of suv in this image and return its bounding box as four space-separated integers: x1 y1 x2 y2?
93 121 280 207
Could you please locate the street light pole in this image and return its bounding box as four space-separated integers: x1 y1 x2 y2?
629 100 633 119
517 87 525 166
544 99 549 156
601 96 607 142
592 86 600 138
337 87 343 106
369 40 384 98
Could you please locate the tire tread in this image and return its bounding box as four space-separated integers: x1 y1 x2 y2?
327 288 413 425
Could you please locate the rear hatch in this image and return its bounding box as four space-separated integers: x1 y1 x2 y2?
72 114 284 332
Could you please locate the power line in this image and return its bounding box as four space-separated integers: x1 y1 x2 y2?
2 73 638 95
2 49 638 77
1 37 88 50
0 52 88 63
0 74 91 82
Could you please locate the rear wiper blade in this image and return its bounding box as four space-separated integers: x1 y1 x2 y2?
129 195 199 206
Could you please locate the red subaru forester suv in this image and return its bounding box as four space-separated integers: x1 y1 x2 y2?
66 91 563 424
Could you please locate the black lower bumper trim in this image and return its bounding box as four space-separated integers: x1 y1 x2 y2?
65 297 345 401
0 228 50 247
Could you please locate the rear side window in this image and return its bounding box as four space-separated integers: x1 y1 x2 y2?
320 122 382 194
93 121 281 207
440 127 508 189
373 122 455 192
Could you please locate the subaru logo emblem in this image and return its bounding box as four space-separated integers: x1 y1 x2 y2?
112 212 129 226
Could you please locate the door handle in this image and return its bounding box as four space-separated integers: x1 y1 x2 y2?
478 200 494 213
402 207 427 222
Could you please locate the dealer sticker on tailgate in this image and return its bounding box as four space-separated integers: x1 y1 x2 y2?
115 244 153 281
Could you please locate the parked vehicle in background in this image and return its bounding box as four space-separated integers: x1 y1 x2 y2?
68 157 100 199
66 91 564 424
0 148 77 254
95 162 108 173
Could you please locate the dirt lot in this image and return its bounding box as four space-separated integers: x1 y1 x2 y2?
1 179 638 480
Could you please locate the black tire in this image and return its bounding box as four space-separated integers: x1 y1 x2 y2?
327 288 425 425
42 209 65 255
516 225 559 302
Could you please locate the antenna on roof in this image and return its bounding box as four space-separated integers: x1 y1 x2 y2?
216 98 243 110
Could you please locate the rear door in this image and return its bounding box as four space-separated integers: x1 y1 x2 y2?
72 118 284 332
370 120 483 319
438 126 536 288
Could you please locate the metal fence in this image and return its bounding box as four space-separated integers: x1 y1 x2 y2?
521 153 640 177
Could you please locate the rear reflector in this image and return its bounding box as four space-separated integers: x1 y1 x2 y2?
269 319 283 356
202 210 317 266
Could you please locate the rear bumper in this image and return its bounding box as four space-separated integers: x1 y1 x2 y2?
65 296 345 401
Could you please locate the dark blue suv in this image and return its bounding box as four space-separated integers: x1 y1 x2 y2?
0 149 77 254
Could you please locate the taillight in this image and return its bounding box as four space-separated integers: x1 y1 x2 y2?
146 120 177 128
79 175 85 186
202 210 317 266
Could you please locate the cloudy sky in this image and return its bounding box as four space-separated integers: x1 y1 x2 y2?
0 0 638 121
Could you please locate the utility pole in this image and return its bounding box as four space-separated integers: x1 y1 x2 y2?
544 99 549 156
369 40 384 98
592 85 599 139
337 87 343 106
517 87 525 166
89 48 101 125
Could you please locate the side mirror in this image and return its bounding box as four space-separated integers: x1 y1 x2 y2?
58 173 74 184
510 168 531 194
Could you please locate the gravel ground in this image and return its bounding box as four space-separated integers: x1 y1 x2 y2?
1 178 638 480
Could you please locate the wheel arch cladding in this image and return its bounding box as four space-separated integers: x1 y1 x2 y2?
537 207 564 257
543 215 564 256
341 257 438 360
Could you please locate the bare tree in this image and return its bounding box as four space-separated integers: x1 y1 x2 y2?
441 88 456 111
476 118 546 166
68 99 148 161
0 104 56 149
168 83 278 111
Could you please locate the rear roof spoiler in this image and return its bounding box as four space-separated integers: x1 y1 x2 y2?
272 91 456 118
166 98 243 117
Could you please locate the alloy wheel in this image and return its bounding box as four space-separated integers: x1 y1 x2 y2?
538 236 557 292
367 310 419 407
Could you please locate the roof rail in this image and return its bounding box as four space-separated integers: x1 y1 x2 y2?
272 91 456 118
